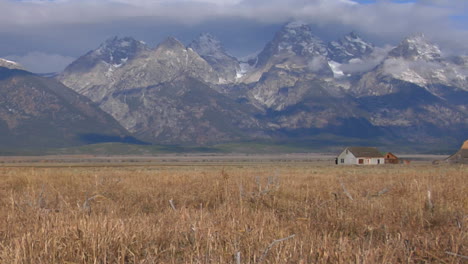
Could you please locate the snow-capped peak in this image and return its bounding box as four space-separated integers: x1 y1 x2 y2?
381 34 468 91
389 33 441 61
327 32 374 63
93 36 148 65
407 34 441 55
188 33 227 59
274 22 328 57
99 36 141 50
281 21 313 36
343 32 371 47
285 20 308 29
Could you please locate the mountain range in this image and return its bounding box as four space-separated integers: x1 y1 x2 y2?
1 22 467 152
0 66 139 150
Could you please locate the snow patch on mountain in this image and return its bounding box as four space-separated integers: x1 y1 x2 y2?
0 58 24 70
405 34 441 60
236 52 260 79
90 36 148 66
328 61 345 78
381 36 468 90
383 58 427 86
389 33 442 61
381 56 468 91
344 33 371 49
327 32 374 63
237 62 255 79
276 22 328 57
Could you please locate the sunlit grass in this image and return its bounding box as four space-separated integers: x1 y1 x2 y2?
0 163 466 263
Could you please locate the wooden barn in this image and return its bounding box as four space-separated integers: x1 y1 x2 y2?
445 140 468 164
384 152 399 164
336 147 385 165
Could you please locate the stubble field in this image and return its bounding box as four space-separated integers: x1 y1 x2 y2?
0 157 466 263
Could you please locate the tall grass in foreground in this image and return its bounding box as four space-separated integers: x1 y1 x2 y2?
0 163 466 263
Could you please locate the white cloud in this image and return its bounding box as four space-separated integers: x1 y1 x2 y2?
308 56 328 72
0 0 467 72
339 45 394 74
0 0 463 29
0 0 464 47
6 52 75 73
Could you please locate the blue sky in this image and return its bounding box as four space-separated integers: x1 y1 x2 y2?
0 0 467 72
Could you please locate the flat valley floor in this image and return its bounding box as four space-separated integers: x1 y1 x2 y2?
0 155 466 263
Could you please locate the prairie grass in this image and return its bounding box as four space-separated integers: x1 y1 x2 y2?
0 162 466 263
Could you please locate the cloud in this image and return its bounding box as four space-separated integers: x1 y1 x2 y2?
0 0 464 30
5 52 75 73
308 56 329 72
0 0 467 72
339 46 393 74
0 0 465 48
380 55 468 88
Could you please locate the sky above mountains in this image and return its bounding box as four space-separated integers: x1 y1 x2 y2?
0 0 467 73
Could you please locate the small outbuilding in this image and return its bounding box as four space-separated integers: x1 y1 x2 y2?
445 140 468 164
384 152 399 164
336 147 385 165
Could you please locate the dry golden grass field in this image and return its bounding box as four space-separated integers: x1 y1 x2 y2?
0 156 466 263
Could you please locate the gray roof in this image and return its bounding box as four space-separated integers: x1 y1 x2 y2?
446 149 468 164
346 147 384 158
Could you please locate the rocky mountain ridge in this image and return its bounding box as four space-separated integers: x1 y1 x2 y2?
55 23 467 147
57 36 266 144
0 66 138 149
240 22 333 84
328 32 374 63
352 34 468 99
188 33 241 83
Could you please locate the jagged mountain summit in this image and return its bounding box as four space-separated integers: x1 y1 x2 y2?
0 66 137 149
55 25 467 148
353 34 468 97
240 23 369 111
241 22 332 83
388 33 442 61
347 34 468 144
328 32 374 63
58 36 265 144
64 36 149 74
188 33 241 83
58 36 219 102
387 34 468 92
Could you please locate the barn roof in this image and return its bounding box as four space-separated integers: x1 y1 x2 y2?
384 152 398 159
445 140 468 164
346 147 384 158
446 150 468 163
459 149 468 158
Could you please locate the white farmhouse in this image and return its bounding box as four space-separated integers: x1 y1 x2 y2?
336 147 385 165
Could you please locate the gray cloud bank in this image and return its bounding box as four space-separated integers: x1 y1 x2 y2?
339 46 394 74
6 52 75 73
0 0 467 72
